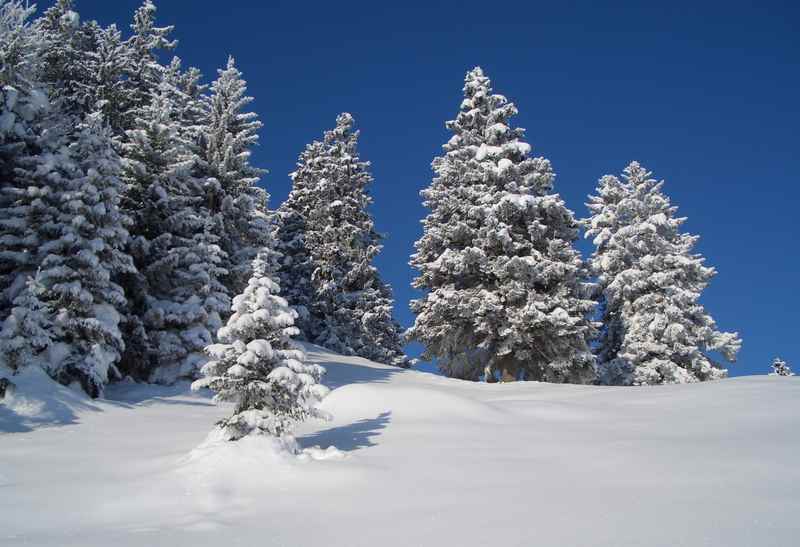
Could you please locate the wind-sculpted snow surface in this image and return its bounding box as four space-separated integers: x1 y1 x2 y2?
1 343 799 546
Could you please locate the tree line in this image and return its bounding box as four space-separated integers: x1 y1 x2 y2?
0 0 405 408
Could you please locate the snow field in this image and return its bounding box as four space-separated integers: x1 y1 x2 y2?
2 344 799 546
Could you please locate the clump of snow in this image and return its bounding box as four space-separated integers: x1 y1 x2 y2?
60 10 80 28
298 444 346 461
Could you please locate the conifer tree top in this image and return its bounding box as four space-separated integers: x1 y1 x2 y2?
771 357 794 377
131 0 177 51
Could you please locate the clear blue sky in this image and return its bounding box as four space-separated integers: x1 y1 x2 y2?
79 0 798 377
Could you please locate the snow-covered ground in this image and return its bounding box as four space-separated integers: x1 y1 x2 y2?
1 344 798 547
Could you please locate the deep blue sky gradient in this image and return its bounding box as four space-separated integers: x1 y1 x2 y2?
78 0 799 377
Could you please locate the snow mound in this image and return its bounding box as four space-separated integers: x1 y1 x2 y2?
180 429 299 477
0 365 101 432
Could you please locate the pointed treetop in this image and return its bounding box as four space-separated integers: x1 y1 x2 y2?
463 66 491 95
622 161 655 188
336 112 354 130
466 66 486 82
216 54 241 80
326 112 358 144
131 0 177 51
38 0 79 33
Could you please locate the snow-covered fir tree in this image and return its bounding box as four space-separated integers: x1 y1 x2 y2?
34 1 168 137
273 139 324 339
120 83 227 383
79 22 131 134
409 67 595 382
0 0 50 318
16 2 144 396
199 56 269 299
585 161 741 385
116 55 213 379
32 112 135 397
32 2 171 384
163 56 207 142
120 0 176 132
0 273 53 373
192 248 330 441
770 357 794 377
297 113 408 366
33 0 85 113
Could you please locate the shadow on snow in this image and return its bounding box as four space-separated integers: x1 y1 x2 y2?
300 411 392 452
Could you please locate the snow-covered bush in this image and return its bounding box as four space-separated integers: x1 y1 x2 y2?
770 358 794 377
585 162 741 385
409 67 595 382
193 250 330 441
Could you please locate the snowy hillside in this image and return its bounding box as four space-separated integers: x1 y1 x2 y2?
1 343 799 547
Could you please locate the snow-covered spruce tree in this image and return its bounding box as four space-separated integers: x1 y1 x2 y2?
770 358 794 377
79 23 131 135
119 0 176 132
0 273 53 373
409 67 595 382
34 112 136 397
106 1 179 380
120 83 227 383
0 0 49 318
34 2 146 138
302 113 408 366
33 0 84 112
192 249 330 441
585 162 741 385
199 56 269 299
163 56 207 142
273 139 325 339
583 174 627 369
115 57 210 379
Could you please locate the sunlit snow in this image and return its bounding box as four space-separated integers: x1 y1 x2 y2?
1 343 798 547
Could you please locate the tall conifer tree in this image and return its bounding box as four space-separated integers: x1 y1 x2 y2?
35 113 135 396
274 139 325 339
120 83 225 383
278 114 408 366
199 56 268 299
410 67 595 382
0 0 49 317
585 162 741 385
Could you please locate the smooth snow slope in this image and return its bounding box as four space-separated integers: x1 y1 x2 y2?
1 344 798 547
